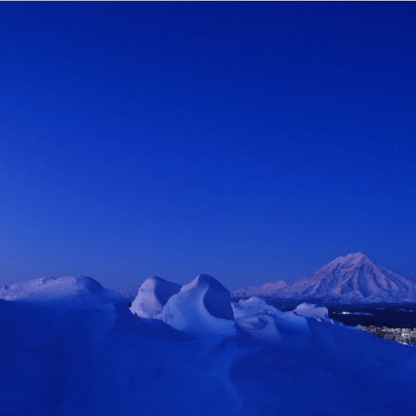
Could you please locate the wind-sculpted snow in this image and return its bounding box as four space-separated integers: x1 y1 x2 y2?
1 274 416 415
293 302 329 320
130 276 181 318
0 275 123 308
232 296 274 318
0 275 242 415
160 274 236 337
232 297 312 350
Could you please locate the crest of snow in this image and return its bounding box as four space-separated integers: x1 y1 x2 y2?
232 296 274 318
293 303 329 321
0 275 123 308
0 276 128 340
130 276 181 318
232 297 311 349
160 274 236 337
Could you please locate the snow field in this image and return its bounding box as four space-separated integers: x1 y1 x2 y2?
1 274 416 415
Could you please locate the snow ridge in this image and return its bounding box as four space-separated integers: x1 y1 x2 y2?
132 274 236 337
0 275 123 306
233 280 288 298
130 276 181 318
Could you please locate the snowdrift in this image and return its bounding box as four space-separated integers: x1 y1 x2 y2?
130 275 181 318
1 274 416 415
159 274 236 337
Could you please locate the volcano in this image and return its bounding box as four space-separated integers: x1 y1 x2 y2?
234 253 416 303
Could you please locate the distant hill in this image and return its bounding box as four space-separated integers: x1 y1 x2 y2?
233 280 288 298
233 253 416 303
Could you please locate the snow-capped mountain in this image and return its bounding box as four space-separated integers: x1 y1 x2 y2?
233 280 288 298
233 253 416 303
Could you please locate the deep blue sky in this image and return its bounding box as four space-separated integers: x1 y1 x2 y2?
1 2 415 293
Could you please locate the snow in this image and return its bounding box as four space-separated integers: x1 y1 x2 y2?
233 253 416 303
159 274 236 337
232 296 274 318
294 302 329 320
0 275 123 309
233 279 287 298
286 252 416 302
1 273 416 415
130 275 181 318
233 297 315 351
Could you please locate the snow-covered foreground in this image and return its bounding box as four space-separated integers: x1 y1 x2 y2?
1 275 416 415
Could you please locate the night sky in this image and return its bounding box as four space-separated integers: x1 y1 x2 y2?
1 2 415 293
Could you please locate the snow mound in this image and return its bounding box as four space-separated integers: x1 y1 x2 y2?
294 303 329 321
232 297 310 349
232 296 274 318
160 274 236 337
130 276 181 318
0 275 123 307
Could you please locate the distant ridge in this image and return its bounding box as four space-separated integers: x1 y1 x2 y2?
233 253 416 303
233 280 288 298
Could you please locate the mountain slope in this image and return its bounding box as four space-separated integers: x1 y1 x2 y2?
233 253 416 303
233 280 288 298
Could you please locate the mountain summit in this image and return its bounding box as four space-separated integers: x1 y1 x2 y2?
233 253 416 303
288 253 416 302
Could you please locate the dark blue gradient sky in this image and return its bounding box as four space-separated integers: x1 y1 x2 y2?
1 2 415 293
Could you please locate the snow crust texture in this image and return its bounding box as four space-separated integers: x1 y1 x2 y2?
1 273 416 415
233 252 416 303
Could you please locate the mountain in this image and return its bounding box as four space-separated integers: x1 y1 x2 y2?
233 253 416 303
233 280 288 298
